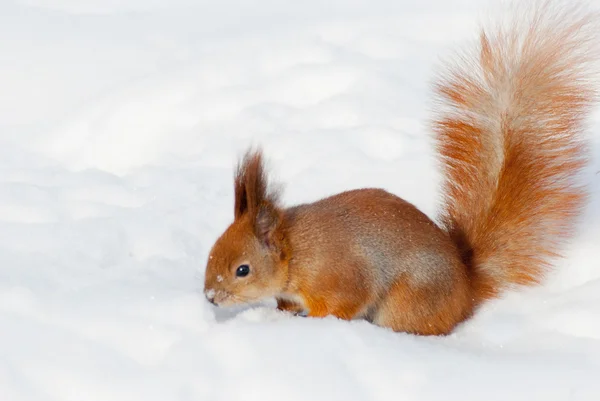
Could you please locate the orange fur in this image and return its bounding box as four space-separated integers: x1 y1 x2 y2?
433 1 598 305
373 271 472 336
204 1 598 335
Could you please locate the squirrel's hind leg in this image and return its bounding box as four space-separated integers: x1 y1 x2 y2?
372 272 473 336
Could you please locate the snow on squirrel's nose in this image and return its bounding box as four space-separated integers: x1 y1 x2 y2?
205 288 216 305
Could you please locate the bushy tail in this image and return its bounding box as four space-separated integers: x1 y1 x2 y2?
432 1 599 303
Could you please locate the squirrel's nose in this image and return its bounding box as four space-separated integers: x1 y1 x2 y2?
205 289 217 305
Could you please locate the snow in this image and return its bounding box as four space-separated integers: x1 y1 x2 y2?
1 0 600 400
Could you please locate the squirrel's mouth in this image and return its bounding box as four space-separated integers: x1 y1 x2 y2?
204 288 249 307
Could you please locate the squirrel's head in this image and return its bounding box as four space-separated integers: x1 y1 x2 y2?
203 149 289 307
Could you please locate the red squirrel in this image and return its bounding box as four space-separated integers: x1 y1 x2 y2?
203 2 599 335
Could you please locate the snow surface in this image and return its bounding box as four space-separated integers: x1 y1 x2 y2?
1 0 600 400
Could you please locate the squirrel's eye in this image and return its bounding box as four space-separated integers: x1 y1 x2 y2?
236 264 250 277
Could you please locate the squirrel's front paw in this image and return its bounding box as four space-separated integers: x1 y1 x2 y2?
276 298 306 316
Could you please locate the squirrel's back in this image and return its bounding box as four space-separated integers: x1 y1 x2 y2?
284 189 465 316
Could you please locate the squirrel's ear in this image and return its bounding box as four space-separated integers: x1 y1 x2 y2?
234 175 248 219
234 149 267 220
255 203 282 249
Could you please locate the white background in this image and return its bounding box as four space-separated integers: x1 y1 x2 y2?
1 0 600 400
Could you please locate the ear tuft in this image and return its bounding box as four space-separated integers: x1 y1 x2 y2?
233 147 281 220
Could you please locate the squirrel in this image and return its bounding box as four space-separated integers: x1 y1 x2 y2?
203 1 599 336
